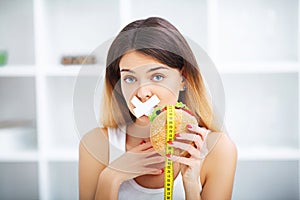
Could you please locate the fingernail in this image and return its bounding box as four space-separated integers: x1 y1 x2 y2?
175 133 180 137
167 141 173 145
140 140 146 145
166 154 171 158
161 169 164 174
187 124 192 129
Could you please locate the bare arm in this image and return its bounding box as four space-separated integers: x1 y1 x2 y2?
79 128 112 200
184 179 202 200
79 128 164 200
200 133 238 200
95 165 124 199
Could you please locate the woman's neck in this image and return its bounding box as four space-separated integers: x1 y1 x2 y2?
126 122 151 139
126 122 151 150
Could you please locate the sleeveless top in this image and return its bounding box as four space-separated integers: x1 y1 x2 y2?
108 126 203 200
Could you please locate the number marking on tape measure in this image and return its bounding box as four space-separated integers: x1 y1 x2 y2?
164 105 175 200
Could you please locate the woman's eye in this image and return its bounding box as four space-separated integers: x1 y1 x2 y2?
123 76 137 83
152 74 165 82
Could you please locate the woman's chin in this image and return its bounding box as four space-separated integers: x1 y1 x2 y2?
135 115 150 126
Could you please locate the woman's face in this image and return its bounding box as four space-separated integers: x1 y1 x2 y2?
119 51 184 124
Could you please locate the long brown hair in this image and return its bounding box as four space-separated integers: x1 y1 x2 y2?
100 17 220 132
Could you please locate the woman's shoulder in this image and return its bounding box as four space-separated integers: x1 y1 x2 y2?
202 131 238 173
200 132 237 197
200 132 237 188
80 127 109 143
206 131 237 155
79 127 110 165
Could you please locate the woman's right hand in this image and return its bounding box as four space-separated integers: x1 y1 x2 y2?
106 141 165 182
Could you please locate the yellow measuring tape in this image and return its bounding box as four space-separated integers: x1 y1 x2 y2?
164 105 175 200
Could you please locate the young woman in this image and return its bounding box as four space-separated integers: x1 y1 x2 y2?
79 17 237 200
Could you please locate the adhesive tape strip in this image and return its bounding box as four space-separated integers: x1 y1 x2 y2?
131 95 160 118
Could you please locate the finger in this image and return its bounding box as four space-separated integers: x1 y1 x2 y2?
175 133 203 150
147 168 164 175
125 148 157 158
169 141 200 159
143 155 165 166
144 151 163 159
142 150 160 158
175 133 201 142
186 124 209 140
167 154 195 166
132 141 153 152
136 167 163 175
146 161 165 170
143 147 157 153
145 151 162 158
138 141 152 150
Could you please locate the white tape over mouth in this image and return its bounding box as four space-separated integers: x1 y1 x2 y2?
131 95 160 118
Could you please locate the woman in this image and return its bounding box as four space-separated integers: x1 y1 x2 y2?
79 17 237 200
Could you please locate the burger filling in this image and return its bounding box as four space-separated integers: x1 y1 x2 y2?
148 102 194 122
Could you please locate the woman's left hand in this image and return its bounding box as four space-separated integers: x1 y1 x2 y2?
167 124 209 184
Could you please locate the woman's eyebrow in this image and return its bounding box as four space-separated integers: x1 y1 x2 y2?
120 69 135 73
120 66 169 73
146 66 169 73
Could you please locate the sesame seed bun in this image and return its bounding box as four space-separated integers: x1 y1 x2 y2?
150 107 198 157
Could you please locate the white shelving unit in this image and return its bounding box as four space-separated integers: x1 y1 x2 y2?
0 0 299 199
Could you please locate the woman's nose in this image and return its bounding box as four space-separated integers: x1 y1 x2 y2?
136 85 152 102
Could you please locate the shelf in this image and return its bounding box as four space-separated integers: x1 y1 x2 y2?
238 147 300 161
0 65 36 77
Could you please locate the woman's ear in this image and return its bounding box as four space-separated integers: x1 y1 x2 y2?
179 67 186 91
180 75 186 91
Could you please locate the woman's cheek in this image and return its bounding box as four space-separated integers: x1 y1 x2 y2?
155 85 180 104
121 84 136 103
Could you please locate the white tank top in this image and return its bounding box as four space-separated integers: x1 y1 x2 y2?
108 126 202 200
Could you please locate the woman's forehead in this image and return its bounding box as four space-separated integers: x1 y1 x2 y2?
119 51 180 74
119 51 164 70
119 63 182 76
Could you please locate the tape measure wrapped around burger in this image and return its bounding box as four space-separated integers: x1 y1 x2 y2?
149 102 198 157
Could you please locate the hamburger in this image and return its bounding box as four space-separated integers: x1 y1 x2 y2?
149 102 198 157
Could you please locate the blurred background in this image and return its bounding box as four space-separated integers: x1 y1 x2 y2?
0 0 299 199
